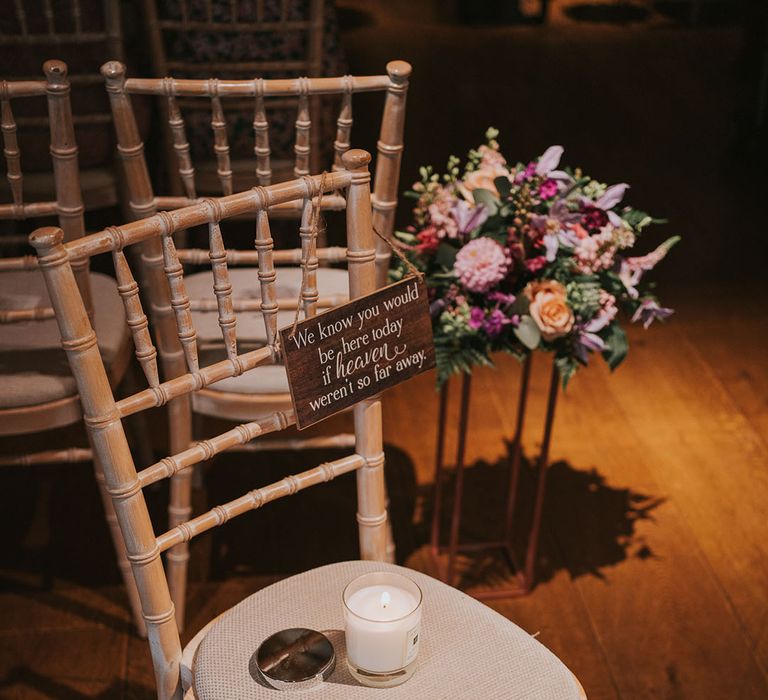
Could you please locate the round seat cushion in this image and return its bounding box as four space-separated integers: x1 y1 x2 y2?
0 271 127 409
185 266 349 346
192 561 581 699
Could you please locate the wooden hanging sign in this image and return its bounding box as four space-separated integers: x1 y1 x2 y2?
280 277 435 429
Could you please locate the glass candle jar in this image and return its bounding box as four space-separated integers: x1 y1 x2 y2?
343 571 423 688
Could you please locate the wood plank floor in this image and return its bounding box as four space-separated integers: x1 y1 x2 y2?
1 285 766 699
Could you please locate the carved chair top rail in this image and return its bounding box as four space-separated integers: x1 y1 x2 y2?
121 64 410 98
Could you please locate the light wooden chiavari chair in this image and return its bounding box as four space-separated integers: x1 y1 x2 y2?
140 0 329 191
0 60 146 635
31 151 390 698
0 0 124 228
31 157 589 700
100 59 410 630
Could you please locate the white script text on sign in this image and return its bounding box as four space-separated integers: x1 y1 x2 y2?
280 278 435 429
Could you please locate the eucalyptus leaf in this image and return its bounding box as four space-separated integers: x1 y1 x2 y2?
602 325 628 370
435 242 458 269
472 188 499 215
555 355 577 388
514 315 541 350
494 176 511 198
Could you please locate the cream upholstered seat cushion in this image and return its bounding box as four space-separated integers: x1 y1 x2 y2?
201 359 290 395
185 266 349 346
0 271 127 409
191 561 582 700
189 266 348 397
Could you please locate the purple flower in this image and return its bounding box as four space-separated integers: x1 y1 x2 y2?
430 298 446 319
468 306 485 330
538 178 559 199
515 161 537 184
573 321 606 364
488 291 516 306
631 299 674 329
543 233 559 262
535 145 564 176
596 183 629 210
452 199 489 235
483 308 511 338
618 236 680 297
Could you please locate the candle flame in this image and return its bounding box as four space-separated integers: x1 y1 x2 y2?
380 591 391 608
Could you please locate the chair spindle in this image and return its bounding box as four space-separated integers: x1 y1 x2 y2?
43 0 56 34
207 216 238 361
72 0 83 34
13 0 28 36
113 246 160 388
254 202 278 348
209 82 233 195
253 78 271 185
293 78 311 177
1 94 23 209
164 78 197 199
160 220 199 372
298 196 319 319
333 76 354 170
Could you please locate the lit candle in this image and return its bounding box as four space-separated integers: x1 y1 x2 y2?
343 572 423 688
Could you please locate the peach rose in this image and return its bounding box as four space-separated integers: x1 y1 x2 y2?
526 281 574 341
458 164 509 201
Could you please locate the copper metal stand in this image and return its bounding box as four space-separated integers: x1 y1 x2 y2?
429 355 559 598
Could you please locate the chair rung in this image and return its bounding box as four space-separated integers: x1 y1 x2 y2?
155 453 365 551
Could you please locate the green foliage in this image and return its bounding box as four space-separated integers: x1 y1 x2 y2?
555 354 578 388
435 242 458 269
514 315 541 350
472 188 499 214
602 325 628 370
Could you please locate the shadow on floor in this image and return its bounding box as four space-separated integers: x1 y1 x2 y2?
0 666 150 700
420 442 664 590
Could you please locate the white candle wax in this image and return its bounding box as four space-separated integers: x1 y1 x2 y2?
343 573 422 675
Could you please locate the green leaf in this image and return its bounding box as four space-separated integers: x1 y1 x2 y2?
394 230 417 244
555 355 577 388
435 243 458 269
514 315 541 350
494 176 511 198
472 188 499 215
602 324 628 370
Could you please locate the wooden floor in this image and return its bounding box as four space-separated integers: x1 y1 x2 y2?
2 1 767 698
1 285 766 698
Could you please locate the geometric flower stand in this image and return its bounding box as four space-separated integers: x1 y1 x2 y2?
429 354 560 599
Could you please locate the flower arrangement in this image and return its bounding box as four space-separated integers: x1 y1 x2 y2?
391 128 679 386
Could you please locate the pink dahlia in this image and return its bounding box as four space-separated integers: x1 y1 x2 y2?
453 237 509 293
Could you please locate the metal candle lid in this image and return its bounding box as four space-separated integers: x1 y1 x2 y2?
256 628 335 691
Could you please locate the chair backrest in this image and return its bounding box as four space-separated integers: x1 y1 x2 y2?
141 0 325 80
0 0 122 59
100 59 411 288
31 150 388 700
0 60 92 322
0 1 122 163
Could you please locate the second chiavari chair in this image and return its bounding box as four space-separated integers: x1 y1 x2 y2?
0 60 144 635
100 59 410 629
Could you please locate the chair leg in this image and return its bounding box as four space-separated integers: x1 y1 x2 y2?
166 393 193 633
89 436 147 637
